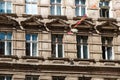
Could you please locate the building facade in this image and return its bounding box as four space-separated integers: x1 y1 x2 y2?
0 0 120 80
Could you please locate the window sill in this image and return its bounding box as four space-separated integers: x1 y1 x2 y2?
99 59 120 63
48 57 69 61
21 56 44 60
74 58 95 62
0 13 18 18
0 55 18 59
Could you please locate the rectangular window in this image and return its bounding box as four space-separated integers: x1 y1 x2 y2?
102 37 113 60
75 0 86 16
0 75 12 80
51 34 64 58
0 32 12 55
99 0 109 18
26 34 38 56
77 36 88 59
52 76 65 80
25 75 39 80
25 0 37 14
50 0 61 15
0 1 12 13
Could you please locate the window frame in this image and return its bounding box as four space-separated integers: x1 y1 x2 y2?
0 75 12 80
25 0 38 14
77 35 89 59
25 75 39 80
75 0 86 16
50 0 62 15
0 0 12 13
99 0 110 18
52 76 65 80
26 33 38 57
51 34 64 58
101 37 114 60
0 32 12 56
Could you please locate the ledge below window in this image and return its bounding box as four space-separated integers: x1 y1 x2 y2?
99 59 120 66
0 55 18 59
48 57 69 61
21 56 44 60
99 59 120 63
74 58 95 62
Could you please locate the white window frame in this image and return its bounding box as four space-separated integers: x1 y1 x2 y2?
99 0 110 18
50 0 62 15
102 37 114 60
75 0 86 16
52 34 64 58
26 75 39 80
55 43 64 58
0 75 12 80
26 34 38 56
0 1 12 13
0 32 12 55
77 36 89 59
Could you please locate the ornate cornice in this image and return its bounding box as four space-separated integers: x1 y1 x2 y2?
0 14 19 28
46 18 70 32
21 15 46 31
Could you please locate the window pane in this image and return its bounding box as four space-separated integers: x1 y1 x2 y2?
6 2 11 13
26 0 31 3
0 42 4 55
57 0 61 3
6 42 11 55
33 77 38 80
7 32 12 40
0 2 5 13
57 35 63 57
83 45 88 59
107 47 112 60
102 46 106 59
52 35 56 57
25 4 31 14
75 7 79 16
81 7 85 16
26 43 30 56
31 0 37 2
6 76 12 80
75 0 79 5
51 0 55 4
51 5 55 15
32 4 37 14
81 0 85 4
77 45 81 58
57 6 61 15
0 32 5 40
32 43 37 56
0 76 4 80
32 34 37 41
26 34 30 41
58 44 63 57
